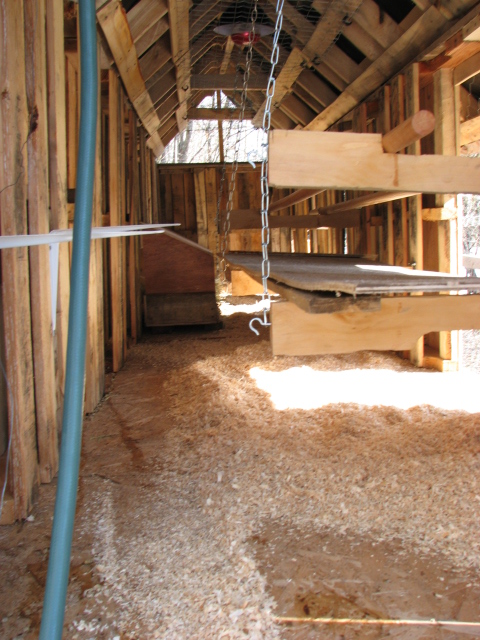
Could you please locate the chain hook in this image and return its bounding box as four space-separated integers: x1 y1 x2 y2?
249 315 270 336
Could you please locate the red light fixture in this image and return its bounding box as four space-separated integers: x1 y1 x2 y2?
214 22 274 46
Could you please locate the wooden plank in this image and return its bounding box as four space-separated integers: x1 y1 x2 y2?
390 75 408 268
453 50 480 85
144 293 219 327
225 252 480 295
297 69 338 109
0 0 38 519
135 16 169 58
271 295 480 356
434 67 459 363
85 42 105 414
270 189 326 213
226 210 360 229
231 270 267 296
422 206 458 220
24 0 58 482
194 169 209 249
405 63 424 367
380 85 394 265
188 107 256 120
460 113 480 146
109 71 126 372
97 0 164 149
268 130 480 194
46 0 69 430
189 73 269 91
305 7 451 132
127 0 168 43
168 0 190 132
252 48 305 127
204 167 218 255
142 233 215 295
138 34 171 83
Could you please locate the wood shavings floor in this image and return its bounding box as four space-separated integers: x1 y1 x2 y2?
1 296 480 639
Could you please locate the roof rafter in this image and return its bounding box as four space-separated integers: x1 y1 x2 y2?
96 0 164 156
168 0 191 133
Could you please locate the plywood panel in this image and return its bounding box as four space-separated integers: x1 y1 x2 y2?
142 232 216 295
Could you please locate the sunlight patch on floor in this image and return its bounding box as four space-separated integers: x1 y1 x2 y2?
249 366 480 413
219 299 267 316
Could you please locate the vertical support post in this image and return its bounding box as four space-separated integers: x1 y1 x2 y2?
109 70 126 372
24 0 59 482
46 0 70 427
0 0 38 519
434 68 459 365
406 63 424 367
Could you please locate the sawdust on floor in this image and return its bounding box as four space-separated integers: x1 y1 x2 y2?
0 296 479 639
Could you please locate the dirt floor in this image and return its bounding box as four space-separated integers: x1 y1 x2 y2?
1 296 480 639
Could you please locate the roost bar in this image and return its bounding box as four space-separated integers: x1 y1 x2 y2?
1 0 480 592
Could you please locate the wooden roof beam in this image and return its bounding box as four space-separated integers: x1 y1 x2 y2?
296 69 338 108
252 1 363 126
188 107 256 120
126 0 168 43
305 5 465 132
96 0 164 156
269 129 480 194
190 0 223 40
168 0 191 133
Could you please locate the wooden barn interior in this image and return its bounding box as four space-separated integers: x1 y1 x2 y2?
2 0 480 636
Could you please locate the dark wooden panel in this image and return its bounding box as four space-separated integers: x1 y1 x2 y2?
144 293 219 326
142 231 216 295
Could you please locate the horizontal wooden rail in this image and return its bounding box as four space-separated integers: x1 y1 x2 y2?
222 209 360 229
269 188 326 213
313 190 418 215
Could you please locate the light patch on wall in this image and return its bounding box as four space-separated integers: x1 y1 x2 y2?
249 366 480 413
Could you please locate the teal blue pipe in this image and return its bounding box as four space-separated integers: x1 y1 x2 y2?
40 0 97 637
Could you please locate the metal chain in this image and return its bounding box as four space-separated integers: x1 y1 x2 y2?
219 2 258 286
249 0 284 336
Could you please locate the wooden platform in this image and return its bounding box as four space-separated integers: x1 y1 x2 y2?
226 253 480 358
226 253 480 296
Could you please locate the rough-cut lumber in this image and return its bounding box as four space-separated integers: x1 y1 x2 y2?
144 293 219 327
225 252 480 295
314 190 418 215
190 74 268 90
0 0 38 519
188 108 256 120
269 189 326 213
460 114 480 146
405 64 424 367
168 0 190 133
269 130 480 194
46 0 69 429
271 295 480 356
127 0 168 43
304 6 456 132
25 0 58 483
454 50 480 85
109 71 126 373
422 206 457 220
97 0 164 156
253 1 363 126
225 210 360 229
382 110 435 153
